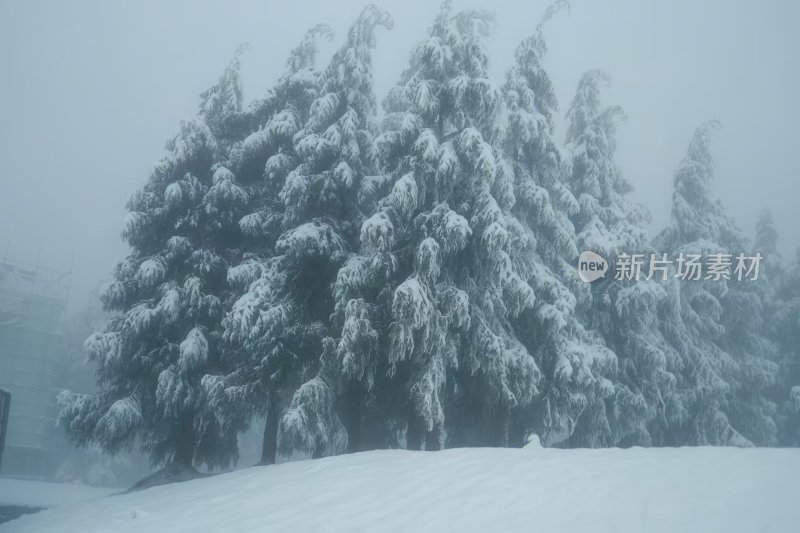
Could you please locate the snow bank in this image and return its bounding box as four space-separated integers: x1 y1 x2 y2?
2 447 798 532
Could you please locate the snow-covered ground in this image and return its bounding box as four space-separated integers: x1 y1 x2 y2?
1 446 798 532
0 478 114 509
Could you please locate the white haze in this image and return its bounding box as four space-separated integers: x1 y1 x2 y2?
1 0 798 311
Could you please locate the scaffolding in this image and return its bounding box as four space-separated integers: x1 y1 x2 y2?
0 252 71 479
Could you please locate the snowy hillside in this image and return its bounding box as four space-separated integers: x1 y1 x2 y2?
2 446 798 533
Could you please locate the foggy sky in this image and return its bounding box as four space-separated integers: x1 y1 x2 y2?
1 0 798 312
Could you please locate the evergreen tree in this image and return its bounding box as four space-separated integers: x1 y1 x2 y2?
331 2 546 450
720 212 779 445
773 248 800 445
225 5 393 460
59 51 251 471
757 211 800 445
564 69 680 446
216 24 339 465
655 121 769 446
499 1 617 448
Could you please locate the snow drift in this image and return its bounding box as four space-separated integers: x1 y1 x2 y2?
1 446 798 533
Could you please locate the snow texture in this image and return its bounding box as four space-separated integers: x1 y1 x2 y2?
2 447 798 533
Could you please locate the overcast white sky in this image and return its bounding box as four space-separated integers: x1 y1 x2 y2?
1 0 798 311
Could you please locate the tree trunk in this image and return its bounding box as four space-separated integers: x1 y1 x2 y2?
508 412 526 448
260 390 280 465
173 418 195 467
406 416 422 451
311 440 325 459
342 383 363 453
426 425 442 451
494 406 510 447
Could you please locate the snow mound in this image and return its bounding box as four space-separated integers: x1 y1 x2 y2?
523 433 542 449
2 447 799 533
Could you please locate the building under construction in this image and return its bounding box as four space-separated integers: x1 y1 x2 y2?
0 254 70 479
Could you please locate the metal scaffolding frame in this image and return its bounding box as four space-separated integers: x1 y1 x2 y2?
0 250 71 479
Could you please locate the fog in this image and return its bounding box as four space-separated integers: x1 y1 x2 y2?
1 0 798 311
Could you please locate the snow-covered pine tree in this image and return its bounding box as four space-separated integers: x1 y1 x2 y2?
214 25 340 465
718 211 780 446
753 210 800 445
770 245 800 445
331 2 541 450
498 1 616 448
563 69 681 446
225 5 393 460
59 51 252 473
200 43 252 153
443 8 544 450
654 121 774 446
753 209 781 292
